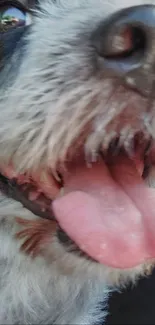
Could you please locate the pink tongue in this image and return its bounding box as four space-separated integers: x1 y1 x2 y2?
52 155 155 268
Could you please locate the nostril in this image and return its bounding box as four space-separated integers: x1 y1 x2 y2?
92 5 155 97
102 26 146 60
92 5 155 68
92 20 148 78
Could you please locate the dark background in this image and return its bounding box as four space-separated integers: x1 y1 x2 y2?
105 269 155 324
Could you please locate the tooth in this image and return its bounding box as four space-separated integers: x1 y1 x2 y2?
124 134 134 157
85 149 98 168
40 171 49 183
84 149 92 168
90 150 99 164
85 132 102 163
41 169 61 185
145 165 155 188
119 126 131 145
58 187 64 197
52 170 61 183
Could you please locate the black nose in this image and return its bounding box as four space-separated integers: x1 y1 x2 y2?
92 5 155 97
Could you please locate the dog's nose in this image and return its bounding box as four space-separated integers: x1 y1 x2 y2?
92 5 155 97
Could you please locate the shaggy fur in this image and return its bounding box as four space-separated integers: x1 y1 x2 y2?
0 0 155 324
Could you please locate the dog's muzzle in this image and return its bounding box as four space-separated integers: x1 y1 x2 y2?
1 4 155 269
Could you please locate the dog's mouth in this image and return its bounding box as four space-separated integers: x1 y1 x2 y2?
1 133 155 269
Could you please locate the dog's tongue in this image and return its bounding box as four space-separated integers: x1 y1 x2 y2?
52 154 155 268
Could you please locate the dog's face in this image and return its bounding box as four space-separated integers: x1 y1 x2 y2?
1 0 155 280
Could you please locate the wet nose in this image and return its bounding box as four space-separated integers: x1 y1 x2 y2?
92 5 155 97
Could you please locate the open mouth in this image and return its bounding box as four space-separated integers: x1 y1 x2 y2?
1 133 155 269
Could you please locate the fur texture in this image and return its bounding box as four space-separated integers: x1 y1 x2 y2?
0 0 155 324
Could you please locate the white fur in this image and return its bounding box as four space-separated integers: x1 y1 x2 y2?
0 0 155 324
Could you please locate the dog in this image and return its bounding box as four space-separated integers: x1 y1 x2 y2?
1 0 155 324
